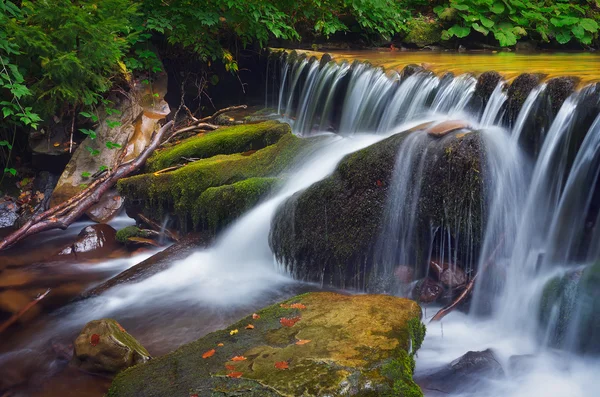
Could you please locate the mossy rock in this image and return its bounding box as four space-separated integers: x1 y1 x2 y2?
115 226 154 245
539 262 600 355
195 177 280 232
118 131 315 233
504 73 545 127
107 292 424 397
469 71 503 114
270 128 485 290
72 318 150 374
403 17 442 47
146 121 291 172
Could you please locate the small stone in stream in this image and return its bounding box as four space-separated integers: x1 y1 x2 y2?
0 199 19 228
413 277 444 304
417 349 504 394
429 259 467 288
55 224 119 261
72 319 150 374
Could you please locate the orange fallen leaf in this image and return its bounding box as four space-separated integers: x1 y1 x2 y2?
289 303 306 310
280 303 289 308
252 313 260 319
295 339 311 345
217 343 224 347
245 324 254 330
275 361 289 370
280 316 301 327
53 142 60 147
116 322 126 332
202 349 216 359
90 334 100 346
225 364 236 371
231 356 247 362
227 372 243 378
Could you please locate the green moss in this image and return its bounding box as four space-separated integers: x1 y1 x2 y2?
115 226 152 244
119 132 314 233
404 17 442 47
194 177 280 232
108 292 423 397
146 121 291 172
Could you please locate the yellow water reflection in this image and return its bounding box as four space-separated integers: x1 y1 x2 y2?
281 49 600 84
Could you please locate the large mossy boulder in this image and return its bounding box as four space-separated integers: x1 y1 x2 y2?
72 318 151 374
146 121 291 172
538 262 600 354
118 122 313 233
108 292 425 397
270 127 484 290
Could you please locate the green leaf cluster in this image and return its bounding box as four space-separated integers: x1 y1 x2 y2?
435 0 599 47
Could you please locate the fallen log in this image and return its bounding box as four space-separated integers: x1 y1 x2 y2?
139 213 180 242
430 236 505 323
0 289 50 334
0 121 173 251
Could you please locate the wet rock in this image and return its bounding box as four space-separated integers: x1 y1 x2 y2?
270 129 485 289
72 318 151 374
55 224 118 261
539 261 600 355
0 198 19 228
108 292 425 397
417 349 504 394
504 73 545 127
430 259 467 288
470 71 503 113
82 233 210 298
413 277 444 304
427 120 471 138
86 188 124 223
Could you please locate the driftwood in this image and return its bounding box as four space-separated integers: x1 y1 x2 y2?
139 213 180 242
430 236 505 323
0 121 173 251
0 289 50 334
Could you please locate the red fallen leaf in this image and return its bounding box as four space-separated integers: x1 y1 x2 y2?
376 180 383 187
231 356 247 362
295 339 311 345
227 372 243 378
289 303 306 310
116 322 126 332
280 316 301 327
245 324 254 330
190 394 198 397
275 361 289 370
252 313 260 319
225 364 236 371
202 349 216 359
90 334 100 346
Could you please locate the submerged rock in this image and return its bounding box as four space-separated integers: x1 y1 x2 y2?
72 318 150 374
539 261 600 354
417 349 504 394
54 224 118 261
108 292 425 397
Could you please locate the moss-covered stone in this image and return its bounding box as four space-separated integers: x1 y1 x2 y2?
504 73 545 126
146 121 291 172
195 177 280 232
72 318 151 374
118 131 314 233
270 128 484 290
469 71 503 114
107 292 424 397
403 17 442 47
115 226 153 244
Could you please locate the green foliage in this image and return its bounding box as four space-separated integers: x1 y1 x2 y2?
435 0 600 47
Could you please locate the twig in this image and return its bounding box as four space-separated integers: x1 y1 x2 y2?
69 114 75 154
161 123 218 146
139 213 180 242
198 105 247 123
0 289 50 334
430 236 505 323
153 164 185 175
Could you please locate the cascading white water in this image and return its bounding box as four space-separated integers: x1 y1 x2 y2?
480 80 507 127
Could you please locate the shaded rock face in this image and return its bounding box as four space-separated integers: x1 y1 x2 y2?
413 277 444 304
417 349 504 394
469 71 503 114
72 318 151 374
0 199 18 228
504 73 545 127
55 224 118 261
86 189 124 223
108 292 425 397
429 260 467 288
270 127 485 290
539 262 600 354
50 69 169 211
